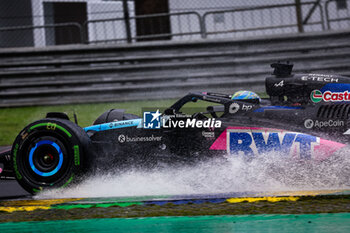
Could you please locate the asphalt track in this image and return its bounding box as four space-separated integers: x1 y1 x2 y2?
0 180 29 199
1 146 349 231
0 146 29 199
0 179 349 231
0 183 349 218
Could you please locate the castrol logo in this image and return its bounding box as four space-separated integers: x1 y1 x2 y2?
311 90 350 103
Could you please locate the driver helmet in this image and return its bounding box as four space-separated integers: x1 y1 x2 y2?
231 90 261 102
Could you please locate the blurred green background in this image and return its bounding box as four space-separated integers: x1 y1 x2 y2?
0 99 177 146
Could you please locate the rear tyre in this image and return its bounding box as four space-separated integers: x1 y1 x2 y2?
11 118 92 194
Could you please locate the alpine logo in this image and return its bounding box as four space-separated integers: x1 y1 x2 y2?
311 90 350 103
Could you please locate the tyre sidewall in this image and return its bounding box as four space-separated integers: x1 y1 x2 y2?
11 118 90 194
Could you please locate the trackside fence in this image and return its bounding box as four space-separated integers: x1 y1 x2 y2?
0 23 84 48
86 12 203 44
1 1 350 48
325 0 350 30
202 2 325 39
0 30 350 107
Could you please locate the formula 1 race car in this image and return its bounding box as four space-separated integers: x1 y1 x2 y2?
1 62 350 194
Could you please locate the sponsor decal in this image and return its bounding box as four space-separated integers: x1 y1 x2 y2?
227 129 318 159
311 89 350 103
301 74 339 83
202 96 222 103
323 91 350 102
254 106 302 112
143 110 162 129
118 134 162 143
304 119 314 129
210 127 345 160
109 121 136 128
242 104 253 111
274 80 284 87
208 93 229 98
84 119 142 132
118 134 126 143
229 103 240 114
310 90 323 103
343 129 350 135
202 131 215 138
304 119 344 129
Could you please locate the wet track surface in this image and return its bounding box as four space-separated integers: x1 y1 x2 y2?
0 192 349 223
0 178 349 222
0 180 29 199
1 145 349 231
0 178 349 233
0 146 28 199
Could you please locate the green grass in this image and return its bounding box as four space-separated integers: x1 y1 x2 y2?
0 92 268 146
0 99 179 146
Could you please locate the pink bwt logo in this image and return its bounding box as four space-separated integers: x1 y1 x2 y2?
210 127 345 160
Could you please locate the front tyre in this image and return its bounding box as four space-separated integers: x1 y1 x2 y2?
11 118 91 194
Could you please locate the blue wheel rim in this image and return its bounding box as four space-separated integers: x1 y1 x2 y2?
29 140 63 177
